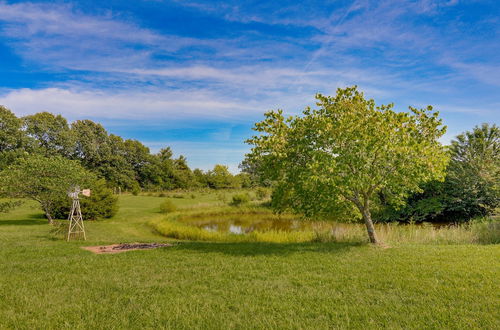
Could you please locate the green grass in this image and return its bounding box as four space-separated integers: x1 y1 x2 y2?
1 194 499 329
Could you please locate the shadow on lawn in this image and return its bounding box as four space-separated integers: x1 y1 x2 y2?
0 213 47 226
171 241 364 256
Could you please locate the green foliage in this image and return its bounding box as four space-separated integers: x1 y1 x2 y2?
235 173 252 188
231 193 250 206
445 123 499 219
246 86 448 243
0 106 27 170
159 199 178 213
0 154 96 223
0 106 23 152
51 179 118 220
0 200 24 213
378 124 499 223
206 164 239 189
239 157 270 187
0 110 244 191
23 112 74 157
255 187 270 200
131 184 141 196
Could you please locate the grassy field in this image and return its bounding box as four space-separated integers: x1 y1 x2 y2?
1 194 499 329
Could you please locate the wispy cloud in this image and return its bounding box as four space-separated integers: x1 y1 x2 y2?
0 87 262 121
0 1 225 71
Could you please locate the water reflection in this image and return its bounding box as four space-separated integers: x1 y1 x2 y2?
189 215 331 234
183 213 454 235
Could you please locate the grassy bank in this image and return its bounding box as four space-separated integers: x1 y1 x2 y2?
0 194 499 329
151 205 500 245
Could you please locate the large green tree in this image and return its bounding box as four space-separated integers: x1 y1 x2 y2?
23 112 75 157
0 106 26 170
246 86 448 243
445 123 499 219
0 155 95 224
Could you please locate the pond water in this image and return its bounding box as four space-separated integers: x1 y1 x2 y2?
184 214 339 234
181 213 456 235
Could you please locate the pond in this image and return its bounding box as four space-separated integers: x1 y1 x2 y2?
181 213 346 234
154 209 484 244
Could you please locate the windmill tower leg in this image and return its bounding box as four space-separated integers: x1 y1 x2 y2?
67 198 86 241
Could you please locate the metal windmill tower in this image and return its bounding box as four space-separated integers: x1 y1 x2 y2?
67 186 91 241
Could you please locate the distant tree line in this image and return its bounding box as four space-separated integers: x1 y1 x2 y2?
0 106 253 192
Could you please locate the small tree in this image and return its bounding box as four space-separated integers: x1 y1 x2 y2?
246 86 448 243
0 155 95 224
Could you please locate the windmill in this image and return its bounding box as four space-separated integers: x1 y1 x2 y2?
67 185 91 241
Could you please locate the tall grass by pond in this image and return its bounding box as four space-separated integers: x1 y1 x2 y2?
150 206 500 244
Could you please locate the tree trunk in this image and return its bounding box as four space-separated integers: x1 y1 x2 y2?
352 195 379 244
42 204 54 225
45 212 54 225
361 208 378 244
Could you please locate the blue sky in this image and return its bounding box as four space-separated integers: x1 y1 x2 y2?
0 0 499 172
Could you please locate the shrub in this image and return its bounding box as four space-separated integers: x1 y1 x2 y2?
52 179 118 220
255 187 270 200
131 185 141 196
159 199 177 213
158 192 167 197
231 193 250 206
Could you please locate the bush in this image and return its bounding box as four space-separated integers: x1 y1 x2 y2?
255 187 270 200
131 185 140 196
52 179 118 220
231 193 250 206
158 192 167 197
159 199 177 213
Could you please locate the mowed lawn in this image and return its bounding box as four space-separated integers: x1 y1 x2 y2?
0 195 499 329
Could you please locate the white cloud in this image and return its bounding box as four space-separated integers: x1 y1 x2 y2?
0 87 262 120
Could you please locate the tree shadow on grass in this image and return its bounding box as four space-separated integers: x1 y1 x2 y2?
170 241 365 257
0 213 47 226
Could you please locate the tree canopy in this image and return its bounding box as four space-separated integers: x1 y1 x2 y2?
246 86 448 243
382 123 499 223
0 155 96 223
0 107 250 191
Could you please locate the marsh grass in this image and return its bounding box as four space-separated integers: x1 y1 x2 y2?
151 206 500 245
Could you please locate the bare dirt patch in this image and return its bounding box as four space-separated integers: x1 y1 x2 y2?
82 242 173 254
